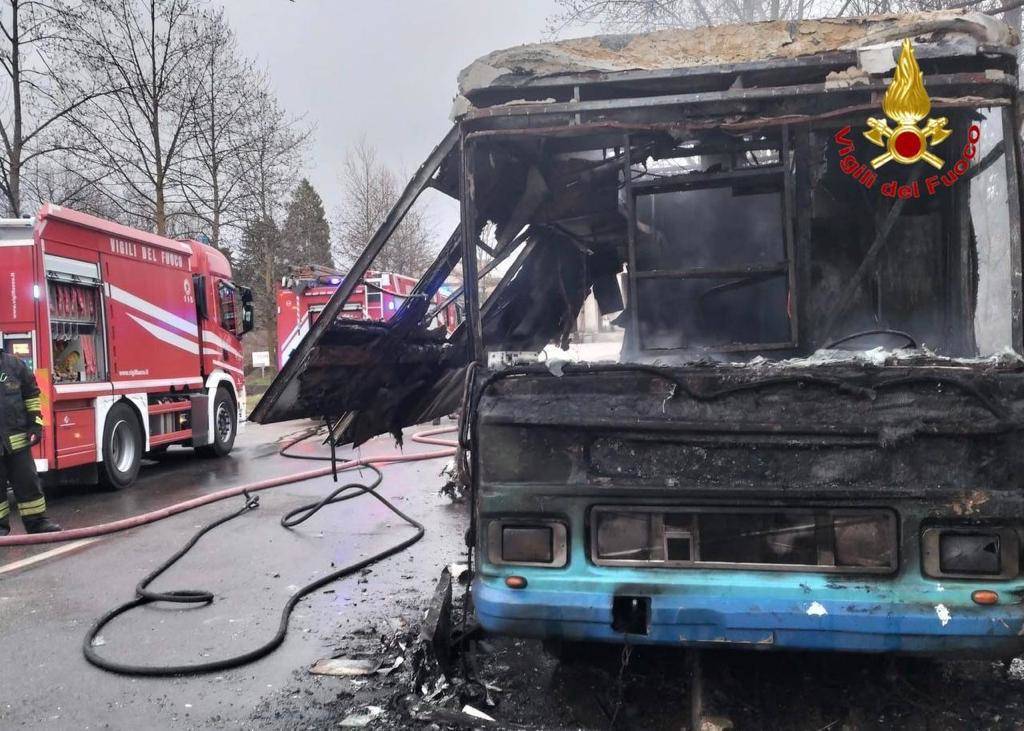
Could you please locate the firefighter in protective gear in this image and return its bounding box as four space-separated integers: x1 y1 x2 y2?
0 351 61 535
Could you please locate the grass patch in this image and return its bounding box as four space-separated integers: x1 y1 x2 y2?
245 370 277 399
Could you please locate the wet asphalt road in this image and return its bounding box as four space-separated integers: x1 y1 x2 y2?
0 420 467 729
2 421 1024 730
3 421 319 564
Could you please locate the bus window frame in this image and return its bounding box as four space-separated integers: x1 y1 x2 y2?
623 132 798 355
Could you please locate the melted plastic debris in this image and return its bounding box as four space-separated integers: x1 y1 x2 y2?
745 346 1024 370
339 706 384 727
309 657 379 676
541 343 1024 371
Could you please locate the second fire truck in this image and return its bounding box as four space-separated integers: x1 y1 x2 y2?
277 266 461 367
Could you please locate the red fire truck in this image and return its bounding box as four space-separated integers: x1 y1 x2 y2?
277 266 461 367
0 205 254 489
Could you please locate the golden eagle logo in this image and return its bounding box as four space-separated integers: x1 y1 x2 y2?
863 39 951 169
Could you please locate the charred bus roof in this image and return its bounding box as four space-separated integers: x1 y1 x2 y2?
457 10 1013 107
450 10 1016 136
252 10 1022 447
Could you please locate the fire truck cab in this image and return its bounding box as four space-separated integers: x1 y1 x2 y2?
0 205 254 489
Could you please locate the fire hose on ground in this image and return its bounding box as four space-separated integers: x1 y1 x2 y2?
0 425 459 676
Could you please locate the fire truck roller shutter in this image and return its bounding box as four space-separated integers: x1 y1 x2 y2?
98 397 146 490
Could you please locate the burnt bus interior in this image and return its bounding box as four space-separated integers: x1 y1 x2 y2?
252 15 1024 603
253 22 1023 436
458 108 1014 363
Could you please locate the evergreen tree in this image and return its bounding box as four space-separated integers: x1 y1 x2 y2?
234 215 286 365
283 178 332 268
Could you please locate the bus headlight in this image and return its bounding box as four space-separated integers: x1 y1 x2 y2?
487 520 568 567
504 526 553 563
921 526 1020 580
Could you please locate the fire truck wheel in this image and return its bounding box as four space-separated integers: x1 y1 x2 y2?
100 402 144 490
197 387 236 458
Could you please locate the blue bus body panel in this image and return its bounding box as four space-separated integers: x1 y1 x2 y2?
474 570 1024 655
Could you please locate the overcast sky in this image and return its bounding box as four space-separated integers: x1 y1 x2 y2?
219 0 592 233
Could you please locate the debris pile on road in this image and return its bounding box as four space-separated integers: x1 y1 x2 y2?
310 563 530 729
438 459 467 503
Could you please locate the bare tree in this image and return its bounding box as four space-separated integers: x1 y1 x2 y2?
229 91 309 365
334 137 436 278
74 0 209 234
238 90 308 225
549 0 707 31
0 0 107 216
19 148 112 214
178 9 261 251
549 0 1014 32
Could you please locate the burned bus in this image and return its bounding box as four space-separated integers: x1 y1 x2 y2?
254 10 1024 656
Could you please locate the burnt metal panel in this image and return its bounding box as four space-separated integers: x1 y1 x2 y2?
475 364 1024 495
250 125 460 424
464 73 1015 122
624 134 640 353
460 133 484 363
794 126 815 350
1003 104 1024 351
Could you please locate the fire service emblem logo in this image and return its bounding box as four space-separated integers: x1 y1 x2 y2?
834 38 981 199
863 39 951 169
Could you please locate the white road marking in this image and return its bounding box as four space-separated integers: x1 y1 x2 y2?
0 538 100 575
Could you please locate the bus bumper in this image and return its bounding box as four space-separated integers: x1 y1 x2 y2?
473 576 1024 656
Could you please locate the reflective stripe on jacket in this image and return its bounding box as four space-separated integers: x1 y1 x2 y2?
0 352 42 453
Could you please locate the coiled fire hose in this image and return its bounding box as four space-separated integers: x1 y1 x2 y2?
1 425 458 675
